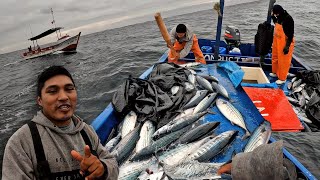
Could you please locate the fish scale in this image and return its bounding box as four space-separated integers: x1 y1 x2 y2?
136 120 155 153
121 111 137 138
216 98 250 138
131 125 191 161
152 111 207 138
163 160 224 179
185 130 237 162
244 121 271 153
119 157 156 180
159 136 214 166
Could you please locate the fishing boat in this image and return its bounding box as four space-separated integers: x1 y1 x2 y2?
91 0 317 179
22 8 81 60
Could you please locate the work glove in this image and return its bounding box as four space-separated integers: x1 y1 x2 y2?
283 45 289 54
283 39 292 55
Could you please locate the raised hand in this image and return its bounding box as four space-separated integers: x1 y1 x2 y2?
71 145 105 180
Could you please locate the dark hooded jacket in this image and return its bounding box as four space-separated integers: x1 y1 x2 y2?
272 5 294 43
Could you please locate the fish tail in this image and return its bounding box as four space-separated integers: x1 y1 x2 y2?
241 131 251 140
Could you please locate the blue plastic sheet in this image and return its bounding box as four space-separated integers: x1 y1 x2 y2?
241 82 278 88
218 61 244 88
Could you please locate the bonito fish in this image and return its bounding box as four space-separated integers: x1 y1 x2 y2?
121 111 137 138
152 111 207 139
185 130 238 162
244 121 271 153
216 98 250 139
163 160 224 180
136 121 155 153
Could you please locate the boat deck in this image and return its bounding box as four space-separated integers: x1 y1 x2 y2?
193 64 265 163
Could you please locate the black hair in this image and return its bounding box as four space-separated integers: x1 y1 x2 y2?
273 4 284 15
37 66 75 97
176 24 187 33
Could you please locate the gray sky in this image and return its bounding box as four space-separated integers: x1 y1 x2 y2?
0 0 246 54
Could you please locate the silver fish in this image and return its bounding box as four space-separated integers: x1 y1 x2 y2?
188 73 196 85
188 68 197 75
196 75 214 92
111 124 141 163
199 74 219 83
163 160 223 179
244 121 271 153
183 90 208 109
119 157 156 180
216 98 250 139
287 73 296 78
286 96 300 106
184 82 195 92
172 107 195 121
121 111 137 138
185 130 238 162
292 86 303 93
131 125 191 161
175 122 220 144
179 62 201 68
136 121 155 153
152 111 207 139
137 164 165 180
292 79 302 89
298 114 313 124
287 82 293 90
105 133 121 152
171 86 180 95
212 81 229 99
193 93 217 114
159 135 214 166
297 93 306 108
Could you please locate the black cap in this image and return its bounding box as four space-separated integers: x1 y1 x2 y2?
176 24 186 33
273 4 284 15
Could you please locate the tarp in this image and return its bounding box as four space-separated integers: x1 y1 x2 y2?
241 82 278 88
112 63 195 129
29 27 63 41
218 61 244 88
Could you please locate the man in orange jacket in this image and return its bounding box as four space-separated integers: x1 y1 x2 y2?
168 24 206 65
269 5 295 85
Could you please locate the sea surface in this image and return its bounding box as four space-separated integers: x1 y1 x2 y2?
1 0 320 177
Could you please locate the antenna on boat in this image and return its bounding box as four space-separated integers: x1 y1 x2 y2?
50 8 61 39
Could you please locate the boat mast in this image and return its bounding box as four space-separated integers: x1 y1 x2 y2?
266 0 276 24
213 0 224 60
51 8 61 39
29 25 36 49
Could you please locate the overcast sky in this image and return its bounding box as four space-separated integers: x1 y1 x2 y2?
0 0 248 54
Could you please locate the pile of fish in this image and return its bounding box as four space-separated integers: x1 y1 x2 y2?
286 76 318 131
106 63 272 180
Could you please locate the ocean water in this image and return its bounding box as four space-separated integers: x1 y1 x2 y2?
1 0 320 177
